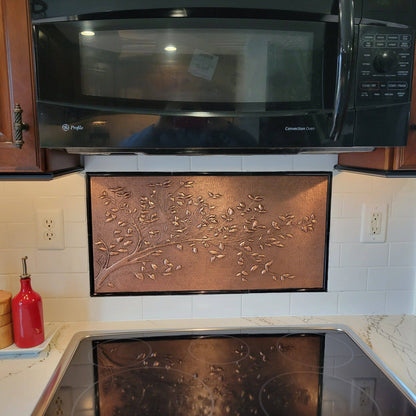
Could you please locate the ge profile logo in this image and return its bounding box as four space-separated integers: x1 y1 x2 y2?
61 123 84 132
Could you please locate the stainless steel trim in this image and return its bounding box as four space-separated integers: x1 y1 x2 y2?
31 324 416 415
299 146 375 153
63 147 376 155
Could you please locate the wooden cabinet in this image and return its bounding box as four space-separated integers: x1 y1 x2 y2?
0 0 81 177
337 46 416 176
392 113 416 171
337 143 416 174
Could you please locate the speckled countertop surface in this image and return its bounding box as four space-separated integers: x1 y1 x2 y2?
1 315 415 415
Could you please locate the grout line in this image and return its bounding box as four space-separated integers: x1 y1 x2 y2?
365 267 370 291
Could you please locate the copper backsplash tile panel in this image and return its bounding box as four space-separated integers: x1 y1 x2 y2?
88 173 330 295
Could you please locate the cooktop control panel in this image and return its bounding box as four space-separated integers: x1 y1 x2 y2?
357 25 414 107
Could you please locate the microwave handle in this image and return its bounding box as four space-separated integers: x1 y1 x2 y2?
329 0 354 141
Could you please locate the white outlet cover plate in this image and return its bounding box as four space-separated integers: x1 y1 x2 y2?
36 208 65 250
360 203 388 243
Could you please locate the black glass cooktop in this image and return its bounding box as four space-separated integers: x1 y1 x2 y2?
40 328 416 416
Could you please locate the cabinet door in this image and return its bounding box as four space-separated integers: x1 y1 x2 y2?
393 138 416 170
0 0 45 172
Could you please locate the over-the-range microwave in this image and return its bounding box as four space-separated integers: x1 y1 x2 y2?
31 0 416 154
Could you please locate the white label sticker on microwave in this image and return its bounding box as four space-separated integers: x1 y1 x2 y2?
188 49 219 81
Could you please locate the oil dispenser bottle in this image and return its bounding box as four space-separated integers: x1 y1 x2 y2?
12 256 44 348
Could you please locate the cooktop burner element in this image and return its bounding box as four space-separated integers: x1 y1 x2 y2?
88 337 152 368
37 328 416 416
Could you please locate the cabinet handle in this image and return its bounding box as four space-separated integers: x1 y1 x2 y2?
410 124 416 131
13 104 29 149
329 0 354 142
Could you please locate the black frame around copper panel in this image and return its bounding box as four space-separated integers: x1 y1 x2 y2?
86 171 331 297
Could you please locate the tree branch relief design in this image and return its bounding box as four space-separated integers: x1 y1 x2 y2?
92 177 319 291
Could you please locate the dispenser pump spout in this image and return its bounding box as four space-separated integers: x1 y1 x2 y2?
21 256 30 279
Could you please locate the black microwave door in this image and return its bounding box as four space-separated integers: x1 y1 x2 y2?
34 17 345 151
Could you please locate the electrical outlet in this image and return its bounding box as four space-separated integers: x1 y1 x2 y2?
36 209 65 250
360 203 387 243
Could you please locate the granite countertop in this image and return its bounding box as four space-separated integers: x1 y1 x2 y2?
1 314 415 415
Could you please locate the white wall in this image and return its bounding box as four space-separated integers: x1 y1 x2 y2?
0 153 415 321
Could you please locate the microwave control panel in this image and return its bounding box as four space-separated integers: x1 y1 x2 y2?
356 25 414 107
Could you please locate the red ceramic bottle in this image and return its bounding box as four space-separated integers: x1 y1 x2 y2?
12 256 44 348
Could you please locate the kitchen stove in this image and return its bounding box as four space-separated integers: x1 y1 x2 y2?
34 327 416 416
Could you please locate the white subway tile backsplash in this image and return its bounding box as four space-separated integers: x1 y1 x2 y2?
328 243 340 268
292 154 337 171
84 155 138 171
332 172 375 193
242 155 293 171
24 274 90 298
363 176 403 198
387 218 416 242
89 297 142 321
137 155 191 171
385 291 414 314
0 198 35 222
389 243 416 267
7 223 36 248
0 249 37 274
63 197 87 222
190 155 242 171
6 174 84 197
329 218 361 243
242 293 290 316
290 292 338 315
367 267 415 291
34 197 65 210
2 181 40 196
338 292 386 314
391 194 416 217
0 275 12 292
1 166 416 321
339 197 363 218
143 295 193 320
192 294 242 318
36 248 88 273
330 194 343 218
340 244 389 267
327 268 367 292
54 173 86 196
0 224 9 248
43 298 90 321
394 178 416 194
64 222 88 247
